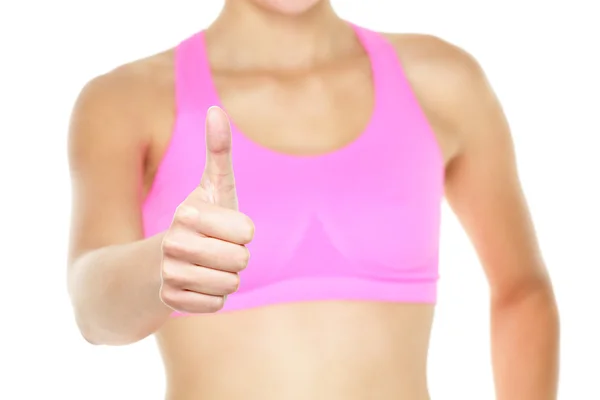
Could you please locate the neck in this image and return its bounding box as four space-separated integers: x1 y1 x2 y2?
205 0 357 71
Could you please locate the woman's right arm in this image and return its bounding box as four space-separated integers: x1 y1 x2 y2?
67 69 253 346
67 70 172 346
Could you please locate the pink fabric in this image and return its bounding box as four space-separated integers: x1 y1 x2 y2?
142 24 445 314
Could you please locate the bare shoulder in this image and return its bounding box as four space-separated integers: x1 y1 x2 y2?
382 33 495 161
384 33 487 99
70 49 175 142
68 49 176 175
84 49 176 102
385 33 478 67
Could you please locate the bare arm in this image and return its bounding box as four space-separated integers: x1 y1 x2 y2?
67 70 172 346
434 41 559 399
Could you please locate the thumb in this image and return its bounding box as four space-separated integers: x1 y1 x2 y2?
201 106 238 210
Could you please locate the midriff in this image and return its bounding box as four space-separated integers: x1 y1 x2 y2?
156 301 434 400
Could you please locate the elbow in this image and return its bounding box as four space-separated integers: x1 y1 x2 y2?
491 276 559 321
67 259 152 346
69 295 159 346
69 287 153 346
72 311 106 346
490 277 560 354
78 323 103 346
74 313 153 346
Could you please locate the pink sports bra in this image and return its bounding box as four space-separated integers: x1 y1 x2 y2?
142 24 445 314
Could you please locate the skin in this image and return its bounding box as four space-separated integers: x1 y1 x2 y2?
67 0 560 399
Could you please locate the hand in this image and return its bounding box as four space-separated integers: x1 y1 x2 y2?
159 106 255 313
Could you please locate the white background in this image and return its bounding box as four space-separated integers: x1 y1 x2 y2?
0 1 598 399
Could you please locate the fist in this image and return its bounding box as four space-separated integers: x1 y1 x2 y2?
159 106 255 313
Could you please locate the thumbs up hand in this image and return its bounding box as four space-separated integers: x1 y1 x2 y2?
201 106 239 211
160 107 255 314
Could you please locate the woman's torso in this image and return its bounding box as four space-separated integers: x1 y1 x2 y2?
132 26 459 400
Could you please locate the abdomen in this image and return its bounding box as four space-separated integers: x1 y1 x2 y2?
156 301 434 400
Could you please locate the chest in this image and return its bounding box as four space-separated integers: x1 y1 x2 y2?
143 47 446 274
232 127 443 273
212 56 374 157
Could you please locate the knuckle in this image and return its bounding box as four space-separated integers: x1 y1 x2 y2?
162 237 186 258
161 236 177 254
161 263 180 286
174 204 198 227
159 287 178 307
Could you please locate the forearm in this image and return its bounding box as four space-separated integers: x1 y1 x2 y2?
491 283 560 400
68 233 172 346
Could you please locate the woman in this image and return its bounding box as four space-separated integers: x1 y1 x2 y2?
67 0 559 399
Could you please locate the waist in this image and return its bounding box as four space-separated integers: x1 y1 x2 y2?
157 301 434 400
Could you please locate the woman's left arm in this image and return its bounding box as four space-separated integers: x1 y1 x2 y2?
441 44 560 399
